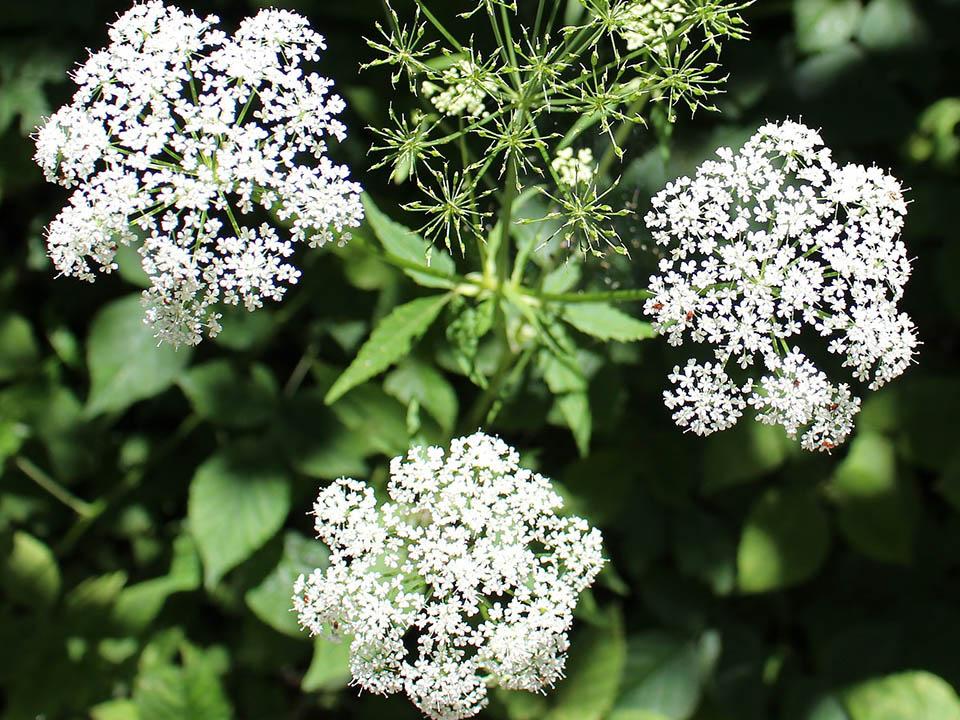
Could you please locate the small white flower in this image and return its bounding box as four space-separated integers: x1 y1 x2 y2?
616 0 687 55
34 1 363 346
551 147 598 188
421 59 495 118
293 432 604 720
645 120 919 450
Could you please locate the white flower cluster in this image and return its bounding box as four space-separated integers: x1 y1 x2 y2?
616 0 686 54
421 60 493 118
552 147 598 188
35 1 363 346
645 120 918 451
293 432 604 720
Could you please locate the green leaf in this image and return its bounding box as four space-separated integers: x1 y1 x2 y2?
86 295 192 416
90 699 141 720
843 671 960 720
278 388 370 479
325 294 451 404
0 530 60 609
0 312 39 381
701 422 792 494
246 532 329 638
302 636 352 692
114 534 200 633
384 358 459 433
827 431 915 564
64 571 127 634
557 392 592 457
794 0 863 54
545 607 626 720
188 440 291 587
672 510 736 595
562 303 655 343
134 662 231 720
614 631 721 720
737 486 830 593
543 262 582 293
857 0 928 52
178 360 277 428
361 194 456 288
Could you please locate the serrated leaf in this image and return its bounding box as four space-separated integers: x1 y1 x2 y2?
843 671 960 720
86 295 191 416
178 360 277 428
188 440 290 587
362 194 456 288
0 530 60 608
737 486 830 593
827 431 915 564
384 358 459 433
562 303 655 343
545 607 626 720
795 0 863 54
246 532 329 637
325 293 451 404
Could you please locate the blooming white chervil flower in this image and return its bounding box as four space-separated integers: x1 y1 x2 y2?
293 432 604 720
551 147 598 188
645 120 918 451
421 59 495 118
34 1 363 346
616 0 686 54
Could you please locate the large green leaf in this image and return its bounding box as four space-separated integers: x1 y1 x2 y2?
794 0 863 54
325 293 451 404
737 486 830 593
827 431 915 564
188 440 291 587
361 194 456 288
544 608 626 720
0 530 60 609
562 303 655 343
246 532 329 638
134 659 231 720
0 312 39 381
843 671 960 720
857 0 927 52
302 636 352 692
384 358 459 434
178 360 277 428
86 295 191 416
613 631 720 720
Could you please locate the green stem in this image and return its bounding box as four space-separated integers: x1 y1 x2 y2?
414 0 463 51
460 346 516 433
15 456 98 518
522 287 654 304
597 96 649 178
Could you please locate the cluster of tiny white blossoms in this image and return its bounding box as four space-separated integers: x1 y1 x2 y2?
645 120 918 451
552 148 598 188
34 1 363 346
616 0 686 54
293 432 604 720
421 60 494 118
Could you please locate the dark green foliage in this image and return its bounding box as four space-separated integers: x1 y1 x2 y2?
1 1 960 718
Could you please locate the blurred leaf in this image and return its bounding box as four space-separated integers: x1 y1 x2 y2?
246 532 329 638
614 630 721 720
384 358 459 434
827 431 915 564
114 534 201 633
134 658 231 720
557 391 592 457
0 48 66 135
188 440 291 586
91 699 141 720
842 671 960 720
213 306 277 351
0 530 60 608
794 0 863 54
86 295 191 416
65 571 126 634
908 98 960 170
673 510 736 595
361 194 456 288
857 0 928 51
543 262 582 293
0 312 39 381
178 360 277 428
702 422 791 494
545 607 626 720
562 303 655 343
737 486 830 593
325 293 451 404
302 636 352 692
278 388 369 479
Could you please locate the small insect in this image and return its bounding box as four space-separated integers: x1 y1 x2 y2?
685 310 695 321
652 302 664 311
